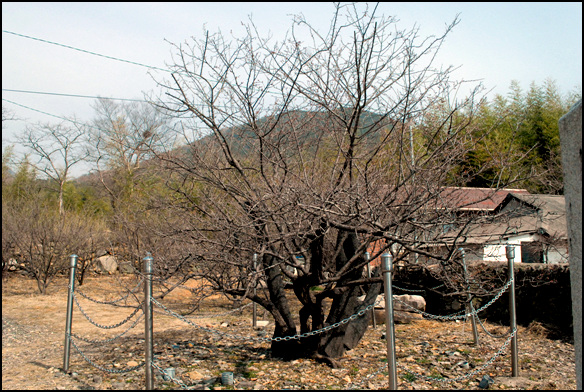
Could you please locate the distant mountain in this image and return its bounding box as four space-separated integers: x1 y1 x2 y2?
73 109 397 183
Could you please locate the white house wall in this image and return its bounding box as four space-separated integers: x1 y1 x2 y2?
483 234 535 263
482 233 568 264
544 243 569 264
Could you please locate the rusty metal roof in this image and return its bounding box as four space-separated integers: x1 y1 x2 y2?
436 187 531 211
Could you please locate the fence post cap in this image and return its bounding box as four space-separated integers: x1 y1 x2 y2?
143 252 153 273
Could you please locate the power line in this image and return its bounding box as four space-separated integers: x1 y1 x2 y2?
2 88 147 102
2 98 99 130
2 29 170 73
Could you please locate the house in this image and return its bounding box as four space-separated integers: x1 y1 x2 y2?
454 192 568 263
366 187 568 265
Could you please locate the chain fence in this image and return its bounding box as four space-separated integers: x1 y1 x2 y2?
72 289 143 329
152 300 254 319
69 335 146 374
74 277 144 306
393 277 513 321
151 296 380 343
70 312 145 344
395 328 517 384
149 286 517 389
64 264 519 390
475 308 512 339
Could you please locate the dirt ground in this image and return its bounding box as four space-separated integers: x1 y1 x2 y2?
2 273 577 390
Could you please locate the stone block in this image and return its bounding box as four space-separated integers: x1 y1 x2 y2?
559 99 582 389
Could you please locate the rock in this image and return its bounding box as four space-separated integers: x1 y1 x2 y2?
452 360 470 370
366 294 426 311
367 294 425 324
126 360 139 367
95 255 118 274
201 377 218 385
394 310 424 324
255 320 270 328
372 309 386 324
372 309 424 324
111 382 126 389
187 370 204 380
479 374 494 389
237 381 256 389
496 376 539 389
118 261 135 274
92 375 103 384
393 294 426 312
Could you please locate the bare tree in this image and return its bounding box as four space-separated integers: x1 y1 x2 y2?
3 197 104 294
74 210 110 286
19 122 88 215
152 4 526 365
88 98 173 211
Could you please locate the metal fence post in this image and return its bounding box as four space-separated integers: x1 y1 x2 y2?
506 245 519 377
382 253 398 390
365 252 377 328
144 253 154 390
252 253 257 328
460 248 479 345
63 254 78 373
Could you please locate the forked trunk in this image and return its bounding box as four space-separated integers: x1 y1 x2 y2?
268 231 382 367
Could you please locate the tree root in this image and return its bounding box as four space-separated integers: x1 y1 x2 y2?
310 353 340 369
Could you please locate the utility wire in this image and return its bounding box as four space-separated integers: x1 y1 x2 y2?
2 88 147 102
2 98 100 130
2 29 170 73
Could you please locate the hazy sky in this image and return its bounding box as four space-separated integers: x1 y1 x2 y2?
2 2 582 174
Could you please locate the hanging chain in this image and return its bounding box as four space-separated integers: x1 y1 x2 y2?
69 335 145 374
392 284 426 293
185 302 254 319
70 311 144 344
64 269 518 387
393 278 513 321
151 359 193 389
74 278 144 305
72 290 143 329
474 311 510 339
151 296 378 342
397 327 517 384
